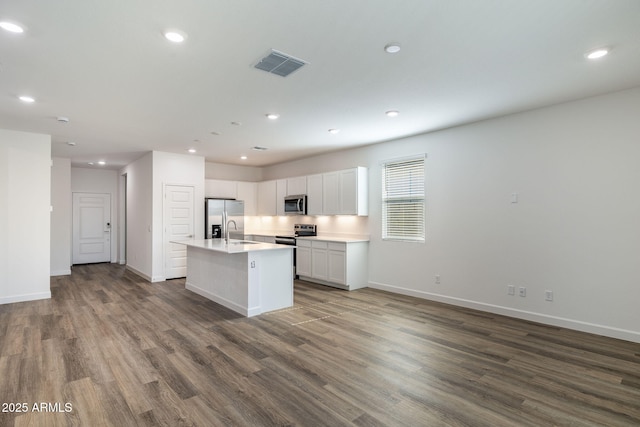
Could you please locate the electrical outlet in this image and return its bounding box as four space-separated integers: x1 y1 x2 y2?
519 287 526 297
507 285 515 295
435 275 441 284
545 290 553 301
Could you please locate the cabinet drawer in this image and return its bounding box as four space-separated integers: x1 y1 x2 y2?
327 242 346 251
297 239 312 248
311 241 328 249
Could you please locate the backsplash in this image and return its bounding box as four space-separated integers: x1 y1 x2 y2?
246 215 369 238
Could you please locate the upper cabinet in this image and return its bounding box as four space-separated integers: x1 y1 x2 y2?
207 166 367 217
306 174 323 216
286 176 307 196
322 171 340 215
237 181 257 216
257 180 277 216
307 167 368 216
205 179 237 199
339 167 368 216
276 179 287 216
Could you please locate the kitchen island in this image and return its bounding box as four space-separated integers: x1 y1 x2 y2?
173 239 294 317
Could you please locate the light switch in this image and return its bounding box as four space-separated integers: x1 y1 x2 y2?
511 193 519 204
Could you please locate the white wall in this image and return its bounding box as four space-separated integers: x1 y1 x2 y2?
152 151 205 281
120 152 153 280
51 157 71 275
261 87 640 343
71 167 119 263
205 161 262 182
0 129 51 304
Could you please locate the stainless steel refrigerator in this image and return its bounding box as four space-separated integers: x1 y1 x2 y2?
205 198 244 240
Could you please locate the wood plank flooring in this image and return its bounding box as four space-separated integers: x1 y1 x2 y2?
1 263 639 426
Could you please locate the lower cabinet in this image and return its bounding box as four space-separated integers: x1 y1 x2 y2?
296 239 368 290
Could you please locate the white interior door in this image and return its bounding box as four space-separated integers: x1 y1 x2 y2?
72 193 111 264
164 185 195 279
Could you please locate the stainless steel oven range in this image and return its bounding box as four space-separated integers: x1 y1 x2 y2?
275 224 316 278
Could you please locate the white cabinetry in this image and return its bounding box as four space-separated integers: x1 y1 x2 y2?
296 238 368 290
276 179 287 216
237 182 257 216
286 176 307 196
327 242 346 285
306 174 323 216
205 179 237 199
257 180 277 216
322 172 340 215
296 240 312 277
339 167 368 216
310 241 328 281
308 167 368 216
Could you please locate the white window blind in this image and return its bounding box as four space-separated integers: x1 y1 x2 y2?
382 156 425 241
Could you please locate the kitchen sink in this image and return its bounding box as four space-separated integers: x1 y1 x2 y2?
228 240 259 245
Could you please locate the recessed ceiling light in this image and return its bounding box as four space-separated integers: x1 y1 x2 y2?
231 121 242 126
585 48 609 60
266 113 279 120
385 110 399 117
240 156 247 160
18 95 35 103
57 116 70 123
164 30 187 43
187 148 196 153
66 142 76 146
0 21 24 33
384 43 401 54
98 161 106 166
211 131 221 136
328 128 340 134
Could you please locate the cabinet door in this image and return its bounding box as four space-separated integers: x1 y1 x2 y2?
287 176 307 196
328 250 346 285
205 179 237 199
237 182 257 216
296 246 312 277
339 167 368 216
322 171 340 215
276 179 287 216
257 180 277 216
311 248 328 280
306 174 323 215
339 169 358 215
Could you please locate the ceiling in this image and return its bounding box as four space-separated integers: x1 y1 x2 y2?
1 1 639 169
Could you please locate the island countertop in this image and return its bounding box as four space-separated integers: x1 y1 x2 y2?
173 238 293 254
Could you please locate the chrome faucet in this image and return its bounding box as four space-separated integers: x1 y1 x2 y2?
225 220 237 244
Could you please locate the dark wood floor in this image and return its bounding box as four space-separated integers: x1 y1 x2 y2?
1 264 639 426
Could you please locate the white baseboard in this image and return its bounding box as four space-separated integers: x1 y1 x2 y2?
185 282 258 317
368 281 640 344
0 291 51 305
50 269 71 276
125 265 152 281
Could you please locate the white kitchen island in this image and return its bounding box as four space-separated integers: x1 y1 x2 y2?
174 239 294 317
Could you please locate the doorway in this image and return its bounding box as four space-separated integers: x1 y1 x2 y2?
164 185 195 279
72 192 111 264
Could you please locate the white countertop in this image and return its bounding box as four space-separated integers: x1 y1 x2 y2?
172 239 294 254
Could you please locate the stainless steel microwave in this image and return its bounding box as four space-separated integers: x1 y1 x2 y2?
284 194 307 215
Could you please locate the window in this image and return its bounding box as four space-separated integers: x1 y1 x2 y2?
382 155 425 241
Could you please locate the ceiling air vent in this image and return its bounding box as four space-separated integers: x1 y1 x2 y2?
254 50 306 77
